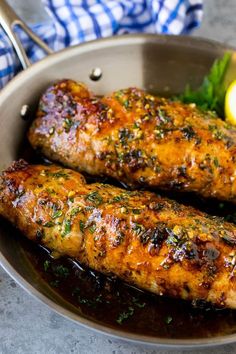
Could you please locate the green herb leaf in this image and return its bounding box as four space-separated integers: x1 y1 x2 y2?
79 220 85 232
132 209 141 215
62 219 71 236
132 223 146 235
165 315 173 324
71 207 82 216
52 210 63 219
43 260 50 272
116 307 135 324
54 265 69 278
89 224 96 234
157 108 170 124
213 157 219 167
111 194 127 203
46 188 56 195
43 221 54 228
132 297 146 308
178 52 231 117
86 191 103 206
43 170 69 179
123 99 129 108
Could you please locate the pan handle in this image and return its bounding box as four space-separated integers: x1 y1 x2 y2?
0 0 53 69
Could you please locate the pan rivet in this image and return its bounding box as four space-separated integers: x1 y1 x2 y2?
20 104 30 120
90 68 102 81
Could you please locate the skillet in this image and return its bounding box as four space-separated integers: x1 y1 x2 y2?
0 0 236 348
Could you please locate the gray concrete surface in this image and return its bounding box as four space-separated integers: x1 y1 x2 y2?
1 1 236 353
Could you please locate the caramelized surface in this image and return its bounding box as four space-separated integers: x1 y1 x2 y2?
28 80 236 203
1 161 236 308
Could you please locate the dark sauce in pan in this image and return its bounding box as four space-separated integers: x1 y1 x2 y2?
15 140 236 339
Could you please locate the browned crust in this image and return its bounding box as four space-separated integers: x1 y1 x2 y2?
28 79 236 203
1 161 236 308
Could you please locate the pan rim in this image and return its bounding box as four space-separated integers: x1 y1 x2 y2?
0 33 233 105
0 33 236 348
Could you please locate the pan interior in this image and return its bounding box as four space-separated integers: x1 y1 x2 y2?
0 34 235 347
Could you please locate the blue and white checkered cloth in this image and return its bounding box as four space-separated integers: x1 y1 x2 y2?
0 0 203 88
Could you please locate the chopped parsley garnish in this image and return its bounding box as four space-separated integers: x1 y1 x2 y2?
79 220 85 232
132 209 141 215
85 206 95 212
86 191 103 206
52 210 63 219
89 224 96 234
165 315 173 324
132 223 146 236
119 128 132 145
213 157 219 167
208 125 225 140
62 219 71 236
16 189 25 198
54 265 69 278
112 194 127 203
43 221 54 228
116 307 135 324
157 108 170 124
181 126 196 140
71 207 82 216
43 260 50 272
166 230 179 246
132 297 146 308
154 128 165 139
43 170 69 179
46 188 56 195
123 99 129 108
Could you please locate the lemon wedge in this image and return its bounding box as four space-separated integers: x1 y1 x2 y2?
225 79 236 125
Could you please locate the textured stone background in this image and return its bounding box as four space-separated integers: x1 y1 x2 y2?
1 1 236 353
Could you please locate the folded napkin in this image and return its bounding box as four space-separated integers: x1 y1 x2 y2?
0 0 203 88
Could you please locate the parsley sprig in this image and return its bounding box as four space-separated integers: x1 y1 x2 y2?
179 52 231 117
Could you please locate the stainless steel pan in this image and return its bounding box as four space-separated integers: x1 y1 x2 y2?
0 0 235 348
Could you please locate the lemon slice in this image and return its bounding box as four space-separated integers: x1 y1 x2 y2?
225 79 236 125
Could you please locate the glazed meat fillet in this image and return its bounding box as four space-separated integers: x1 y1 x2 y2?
28 80 236 203
1 160 236 308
